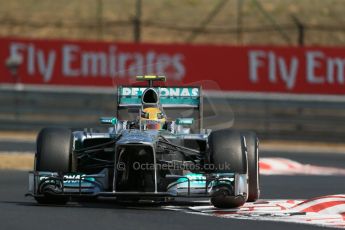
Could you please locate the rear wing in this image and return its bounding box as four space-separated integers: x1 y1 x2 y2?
116 86 203 130
118 86 201 108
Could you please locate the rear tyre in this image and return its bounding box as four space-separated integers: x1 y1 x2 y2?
242 132 260 202
207 130 248 208
35 127 75 204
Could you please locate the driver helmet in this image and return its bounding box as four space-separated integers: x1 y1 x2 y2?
140 107 166 130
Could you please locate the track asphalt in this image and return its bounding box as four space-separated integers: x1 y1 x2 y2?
0 141 344 229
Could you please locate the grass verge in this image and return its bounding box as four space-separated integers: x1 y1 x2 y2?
0 153 33 171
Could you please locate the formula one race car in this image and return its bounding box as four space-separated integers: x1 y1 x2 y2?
28 76 260 208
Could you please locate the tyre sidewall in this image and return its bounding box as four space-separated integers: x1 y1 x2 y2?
242 131 260 202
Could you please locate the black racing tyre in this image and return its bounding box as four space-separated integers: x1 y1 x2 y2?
35 127 75 205
207 130 248 208
208 130 247 174
242 131 260 202
35 127 75 172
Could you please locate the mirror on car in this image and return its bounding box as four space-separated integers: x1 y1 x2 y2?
99 117 118 125
175 118 194 126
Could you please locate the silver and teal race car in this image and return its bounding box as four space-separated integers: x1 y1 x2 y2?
27 76 260 208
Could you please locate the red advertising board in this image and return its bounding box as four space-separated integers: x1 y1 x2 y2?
0 37 345 94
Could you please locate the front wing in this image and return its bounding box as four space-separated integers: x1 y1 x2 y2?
27 170 248 199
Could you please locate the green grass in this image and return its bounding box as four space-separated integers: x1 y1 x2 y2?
0 0 344 45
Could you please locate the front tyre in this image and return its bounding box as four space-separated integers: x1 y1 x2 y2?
207 130 248 208
35 127 76 204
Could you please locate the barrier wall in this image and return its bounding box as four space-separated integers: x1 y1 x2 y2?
1 85 345 142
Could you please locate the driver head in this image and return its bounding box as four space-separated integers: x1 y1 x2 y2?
140 107 166 130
